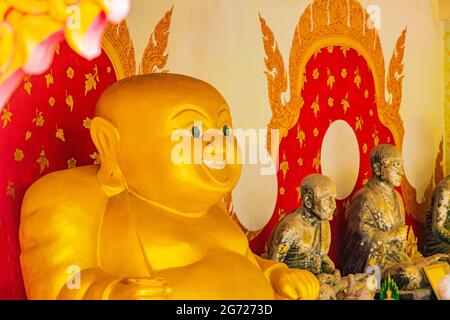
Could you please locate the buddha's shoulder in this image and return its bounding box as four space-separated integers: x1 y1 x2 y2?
22 165 106 216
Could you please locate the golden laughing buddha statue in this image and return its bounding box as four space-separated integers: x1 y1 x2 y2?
19 74 319 300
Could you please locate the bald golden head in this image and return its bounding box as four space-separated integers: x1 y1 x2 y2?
91 74 241 214
96 74 228 130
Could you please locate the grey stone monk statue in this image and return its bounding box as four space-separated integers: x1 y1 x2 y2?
343 144 448 291
343 144 408 275
268 174 339 279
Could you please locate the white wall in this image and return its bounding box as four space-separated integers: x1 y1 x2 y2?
127 0 445 229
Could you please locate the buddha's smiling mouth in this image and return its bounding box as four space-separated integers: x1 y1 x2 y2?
203 159 225 170
200 160 230 186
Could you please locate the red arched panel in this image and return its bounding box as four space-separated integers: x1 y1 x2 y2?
251 46 396 269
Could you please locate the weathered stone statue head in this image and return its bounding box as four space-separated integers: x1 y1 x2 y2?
90 74 242 214
369 144 404 187
301 174 337 221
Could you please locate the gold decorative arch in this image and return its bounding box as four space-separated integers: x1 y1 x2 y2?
140 7 174 74
261 0 405 152
258 0 439 224
101 6 174 80
102 21 137 80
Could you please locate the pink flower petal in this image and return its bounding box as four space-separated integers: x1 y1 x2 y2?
23 30 64 74
78 12 107 60
107 0 131 23
0 69 25 111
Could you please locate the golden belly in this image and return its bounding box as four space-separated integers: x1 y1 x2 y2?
157 249 275 300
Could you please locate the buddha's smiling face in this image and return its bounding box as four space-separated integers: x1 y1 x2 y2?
97 74 242 214
168 102 241 192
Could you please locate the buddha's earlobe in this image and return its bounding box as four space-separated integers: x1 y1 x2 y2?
90 117 126 197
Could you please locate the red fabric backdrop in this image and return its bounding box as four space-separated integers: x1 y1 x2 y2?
0 41 116 299
250 46 401 268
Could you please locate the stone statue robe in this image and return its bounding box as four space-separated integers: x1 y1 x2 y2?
343 179 407 275
425 176 450 255
267 208 332 275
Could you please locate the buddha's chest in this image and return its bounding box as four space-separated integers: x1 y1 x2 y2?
99 199 250 274
141 210 249 269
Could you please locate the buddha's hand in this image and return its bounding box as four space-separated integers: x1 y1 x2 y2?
270 267 320 300
108 277 172 300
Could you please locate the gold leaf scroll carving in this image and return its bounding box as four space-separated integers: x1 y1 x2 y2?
140 7 174 74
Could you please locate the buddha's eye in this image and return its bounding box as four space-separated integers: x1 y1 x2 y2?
222 124 232 137
191 125 202 138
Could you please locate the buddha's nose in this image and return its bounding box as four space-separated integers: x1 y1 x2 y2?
204 139 225 162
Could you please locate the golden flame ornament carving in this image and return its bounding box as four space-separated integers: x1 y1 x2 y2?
140 7 174 74
259 0 436 223
103 6 173 80
103 21 136 80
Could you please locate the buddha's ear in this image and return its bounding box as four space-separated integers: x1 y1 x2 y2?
90 117 126 196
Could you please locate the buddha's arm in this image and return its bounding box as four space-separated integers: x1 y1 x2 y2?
432 189 450 243
19 169 120 300
20 203 123 299
253 252 288 276
252 253 320 300
58 268 121 299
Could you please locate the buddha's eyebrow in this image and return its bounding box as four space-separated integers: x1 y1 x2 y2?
170 107 209 121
